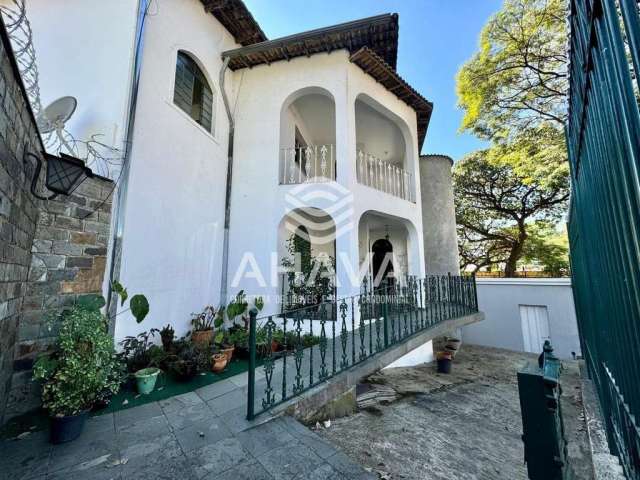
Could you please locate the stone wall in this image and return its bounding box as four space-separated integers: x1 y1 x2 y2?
0 21 47 423
4 178 113 419
0 20 114 422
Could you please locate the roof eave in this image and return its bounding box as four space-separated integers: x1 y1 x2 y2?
349 47 433 151
221 13 399 70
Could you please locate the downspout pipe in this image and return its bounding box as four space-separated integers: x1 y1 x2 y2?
106 0 149 323
219 56 233 305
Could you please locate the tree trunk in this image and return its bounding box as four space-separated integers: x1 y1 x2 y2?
504 225 527 277
504 248 521 277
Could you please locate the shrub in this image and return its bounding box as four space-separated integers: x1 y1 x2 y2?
33 305 121 417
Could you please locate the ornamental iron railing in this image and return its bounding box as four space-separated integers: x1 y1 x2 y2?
567 0 640 477
280 144 336 184
246 274 478 419
356 150 414 202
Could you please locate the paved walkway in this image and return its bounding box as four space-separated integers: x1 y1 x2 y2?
319 345 594 480
2 377 375 480
3 305 474 480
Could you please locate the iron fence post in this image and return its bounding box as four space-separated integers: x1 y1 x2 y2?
383 290 389 348
472 273 478 311
246 308 257 420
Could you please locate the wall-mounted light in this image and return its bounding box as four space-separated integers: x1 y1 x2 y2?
25 150 94 200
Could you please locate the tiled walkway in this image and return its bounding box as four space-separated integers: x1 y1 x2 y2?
1 376 374 480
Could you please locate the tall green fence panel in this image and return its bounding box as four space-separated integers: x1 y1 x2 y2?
567 0 640 477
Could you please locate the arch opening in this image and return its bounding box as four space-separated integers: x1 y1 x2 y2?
355 93 415 202
279 87 336 184
358 210 421 288
278 207 337 310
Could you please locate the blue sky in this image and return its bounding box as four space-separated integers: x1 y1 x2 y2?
244 0 503 160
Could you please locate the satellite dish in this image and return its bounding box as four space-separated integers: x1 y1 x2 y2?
37 96 77 134
36 96 78 155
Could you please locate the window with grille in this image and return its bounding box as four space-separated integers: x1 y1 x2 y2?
173 51 214 133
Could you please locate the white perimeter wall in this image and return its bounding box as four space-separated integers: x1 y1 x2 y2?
462 278 581 360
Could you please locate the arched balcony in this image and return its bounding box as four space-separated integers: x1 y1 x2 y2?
355 94 415 202
279 88 336 185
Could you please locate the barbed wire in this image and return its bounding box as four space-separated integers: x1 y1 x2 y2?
0 0 124 180
0 0 42 116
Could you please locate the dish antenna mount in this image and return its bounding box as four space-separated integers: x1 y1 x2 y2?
37 96 78 155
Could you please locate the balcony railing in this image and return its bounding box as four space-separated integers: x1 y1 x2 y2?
280 144 335 184
246 274 479 419
357 150 414 202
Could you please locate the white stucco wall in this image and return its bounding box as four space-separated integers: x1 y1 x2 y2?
15 0 138 155
114 0 240 341
462 278 581 360
384 340 434 368
21 0 434 342
228 51 425 316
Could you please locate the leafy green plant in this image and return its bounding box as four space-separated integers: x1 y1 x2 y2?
191 305 223 332
160 324 175 351
281 235 335 310
225 291 264 328
227 326 249 347
112 281 149 323
119 329 160 373
33 305 122 416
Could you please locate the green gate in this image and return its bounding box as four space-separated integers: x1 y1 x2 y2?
567 0 640 477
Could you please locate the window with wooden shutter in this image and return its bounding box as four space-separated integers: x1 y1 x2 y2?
173 51 214 133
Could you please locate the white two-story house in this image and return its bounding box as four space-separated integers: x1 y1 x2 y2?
20 0 445 343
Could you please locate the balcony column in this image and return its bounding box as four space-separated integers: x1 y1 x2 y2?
334 74 356 188
333 73 359 300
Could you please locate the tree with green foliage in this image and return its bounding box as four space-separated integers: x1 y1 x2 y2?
454 0 570 276
521 223 570 275
457 0 568 138
453 147 569 276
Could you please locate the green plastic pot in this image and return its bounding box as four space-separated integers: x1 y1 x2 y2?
134 367 160 395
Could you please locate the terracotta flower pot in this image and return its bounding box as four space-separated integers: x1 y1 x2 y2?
436 351 453 360
192 329 214 348
445 338 461 350
220 345 235 363
444 345 458 358
211 354 228 373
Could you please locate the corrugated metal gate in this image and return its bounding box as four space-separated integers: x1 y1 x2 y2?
567 0 640 477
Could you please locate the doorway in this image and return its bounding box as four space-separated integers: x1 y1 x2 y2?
519 304 551 353
372 238 394 288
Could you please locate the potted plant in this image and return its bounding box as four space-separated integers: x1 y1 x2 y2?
436 351 453 374
119 330 159 371
160 324 175 352
134 367 161 395
221 292 265 360
33 299 122 444
271 328 285 352
191 306 223 349
211 352 228 373
167 338 198 382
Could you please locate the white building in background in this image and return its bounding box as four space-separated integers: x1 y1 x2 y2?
462 278 581 360
19 0 449 343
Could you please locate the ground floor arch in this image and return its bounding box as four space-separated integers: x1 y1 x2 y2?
358 211 421 288
278 207 337 309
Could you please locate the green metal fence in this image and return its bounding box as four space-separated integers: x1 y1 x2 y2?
246 275 478 420
567 0 640 477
